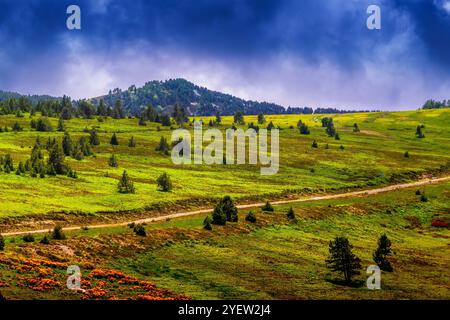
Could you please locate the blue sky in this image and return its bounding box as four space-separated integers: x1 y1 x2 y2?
1 0 450 110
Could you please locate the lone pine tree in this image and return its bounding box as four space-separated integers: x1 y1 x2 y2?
326 236 361 284
118 170 135 194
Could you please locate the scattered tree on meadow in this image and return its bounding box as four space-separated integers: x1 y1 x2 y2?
52 225 66 240
0 235 5 251
110 133 119 145
334 132 340 140
57 118 65 132
257 112 266 124
312 140 318 148
245 211 257 223
404 151 410 158
128 136 136 148
299 122 310 135
160 114 171 126
12 122 23 132
373 234 393 272
266 121 275 131
155 136 170 154
203 216 213 230
89 130 100 145
212 195 238 224
108 154 118 167
353 123 360 132
326 237 361 284
133 224 146 236
157 172 173 192
287 207 296 220
47 143 67 174
215 112 222 124
416 125 425 138
233 111 245 125
118 170 135 194
112 99 125 119
262 201 274 212
34 117 53 132
138 116 146 126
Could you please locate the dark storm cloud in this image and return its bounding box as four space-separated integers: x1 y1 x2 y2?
0 0 450 109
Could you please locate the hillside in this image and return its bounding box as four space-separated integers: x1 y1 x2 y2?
92 78 287 116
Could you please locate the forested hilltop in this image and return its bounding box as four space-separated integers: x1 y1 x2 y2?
2 78 384 117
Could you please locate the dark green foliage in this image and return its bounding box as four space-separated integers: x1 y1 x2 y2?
108 154 118 167
155 136 170 154
334 132 340 140
339 145 345 150
312 140 318 148
373 234 393 272
0 235 4 251
138 116 146 126
203 216 213 230
40 235 50 244
66 168 78 179
47 143 67 174
266 121 275 131
233 111 245 125
128 136 136 147
110 133 119 145
62 132 73 156
12 122 23 132
118 170 135 194
22 234 35 243
415 189 421 195
157 172 173 192
212 195 238 224
215 112 222 124
326 120 336 137
173 104 188 126
261 201 274 212
416 125 425 138
245 211 257 223
420 194 428 202
89 130 100 145
257 112 266 124
353 123 360 132
326 237 361 284
161 114 171 126
35 117 53 132
112 99 125 119
3 154 14 172
57 118 65 132
287 207 296 220
133 224 146 236
299 122 310 134
78 100 96 119
404 151 410 158
52 225 66 240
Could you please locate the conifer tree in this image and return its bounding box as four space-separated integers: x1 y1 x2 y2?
62 132 73 156
118 170 135 194
110 133 119 145
89 129 100 146
108 154 118 167
128 136 136 148
326 237 361 284
373 234 393 272
157 172 173 192
57 118 65 132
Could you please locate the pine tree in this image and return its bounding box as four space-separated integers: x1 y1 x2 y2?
62 132 73 156
373 234 393 272
157 172 173 192
12 122 23 132
3 154 14 172
312 140 318 148
89 130 100 146
326 237 361 284
335 132 340 140
110 133 119 145
155 136 169 154
211 205 227 225
287 207 296 220
203 216 213 230
47 143 66 174
299 122 310 134
262 201 274 212
245 211 257 223
0 235 5 251
257 112 266 124
138 116 147 126
128 136 136 148
353 123 360 132
108 154 118 167
57 118 65 132
118 170 135 194
266 121 275 131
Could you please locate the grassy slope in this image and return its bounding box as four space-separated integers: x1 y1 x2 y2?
110 181 450 299
0 109 449 217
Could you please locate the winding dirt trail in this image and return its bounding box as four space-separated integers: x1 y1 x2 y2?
2 175 449 237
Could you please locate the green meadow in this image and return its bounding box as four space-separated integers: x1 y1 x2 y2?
0 109 449 217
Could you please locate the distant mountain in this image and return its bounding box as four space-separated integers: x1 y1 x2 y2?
0 90 60 104
91 78 287 116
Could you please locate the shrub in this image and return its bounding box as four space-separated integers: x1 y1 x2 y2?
0 235 5 251
52 225 66 240
118 170 135 194
35 117 53 132
245 211 257 223
157 172 173 192
415 190 421 195
420 194 428 202
404 151 410 158
203 216 213 230
40 235 50 244
211 205 227 225
22 234 35 243
128 136 136 147
108 154 118 167
311 140 318 148
287 207 296 220
133 224 146 237
262 201 274 212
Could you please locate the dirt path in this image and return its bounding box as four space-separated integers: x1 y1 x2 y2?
2 175 449 237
